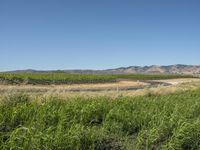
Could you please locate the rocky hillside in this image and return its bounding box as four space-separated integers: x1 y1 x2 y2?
107 65 200 75
3 65 200 75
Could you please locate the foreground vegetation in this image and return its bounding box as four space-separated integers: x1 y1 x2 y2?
0 73 193 84
1 89 200 149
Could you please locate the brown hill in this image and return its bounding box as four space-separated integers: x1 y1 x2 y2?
4 65 200 75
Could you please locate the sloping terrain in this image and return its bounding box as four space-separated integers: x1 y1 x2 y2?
106 65 200 75
3 64 200 75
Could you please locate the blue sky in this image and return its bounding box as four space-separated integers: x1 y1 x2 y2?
0 0 200 71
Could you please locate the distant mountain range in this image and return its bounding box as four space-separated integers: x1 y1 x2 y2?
2 65 200 75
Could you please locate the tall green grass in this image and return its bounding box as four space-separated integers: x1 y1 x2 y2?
1 89 200 149
0 73 193 84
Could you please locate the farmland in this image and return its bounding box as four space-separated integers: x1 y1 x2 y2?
2 0 200 149
0 73 200 149
0 73 193 85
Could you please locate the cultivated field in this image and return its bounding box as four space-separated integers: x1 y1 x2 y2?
0 73 193 85
0 73 200 149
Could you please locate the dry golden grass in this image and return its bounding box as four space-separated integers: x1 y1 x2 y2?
0 80 147 93
0 78 200 100
151 78 200 85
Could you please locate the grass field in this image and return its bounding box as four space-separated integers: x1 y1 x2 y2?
1 73 200 149
1 89 200 149
1 78 200 99
0 73 193 85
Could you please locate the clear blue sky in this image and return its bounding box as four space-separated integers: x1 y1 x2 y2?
0 0 200 71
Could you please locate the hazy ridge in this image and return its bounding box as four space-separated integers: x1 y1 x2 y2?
3 64 200 75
